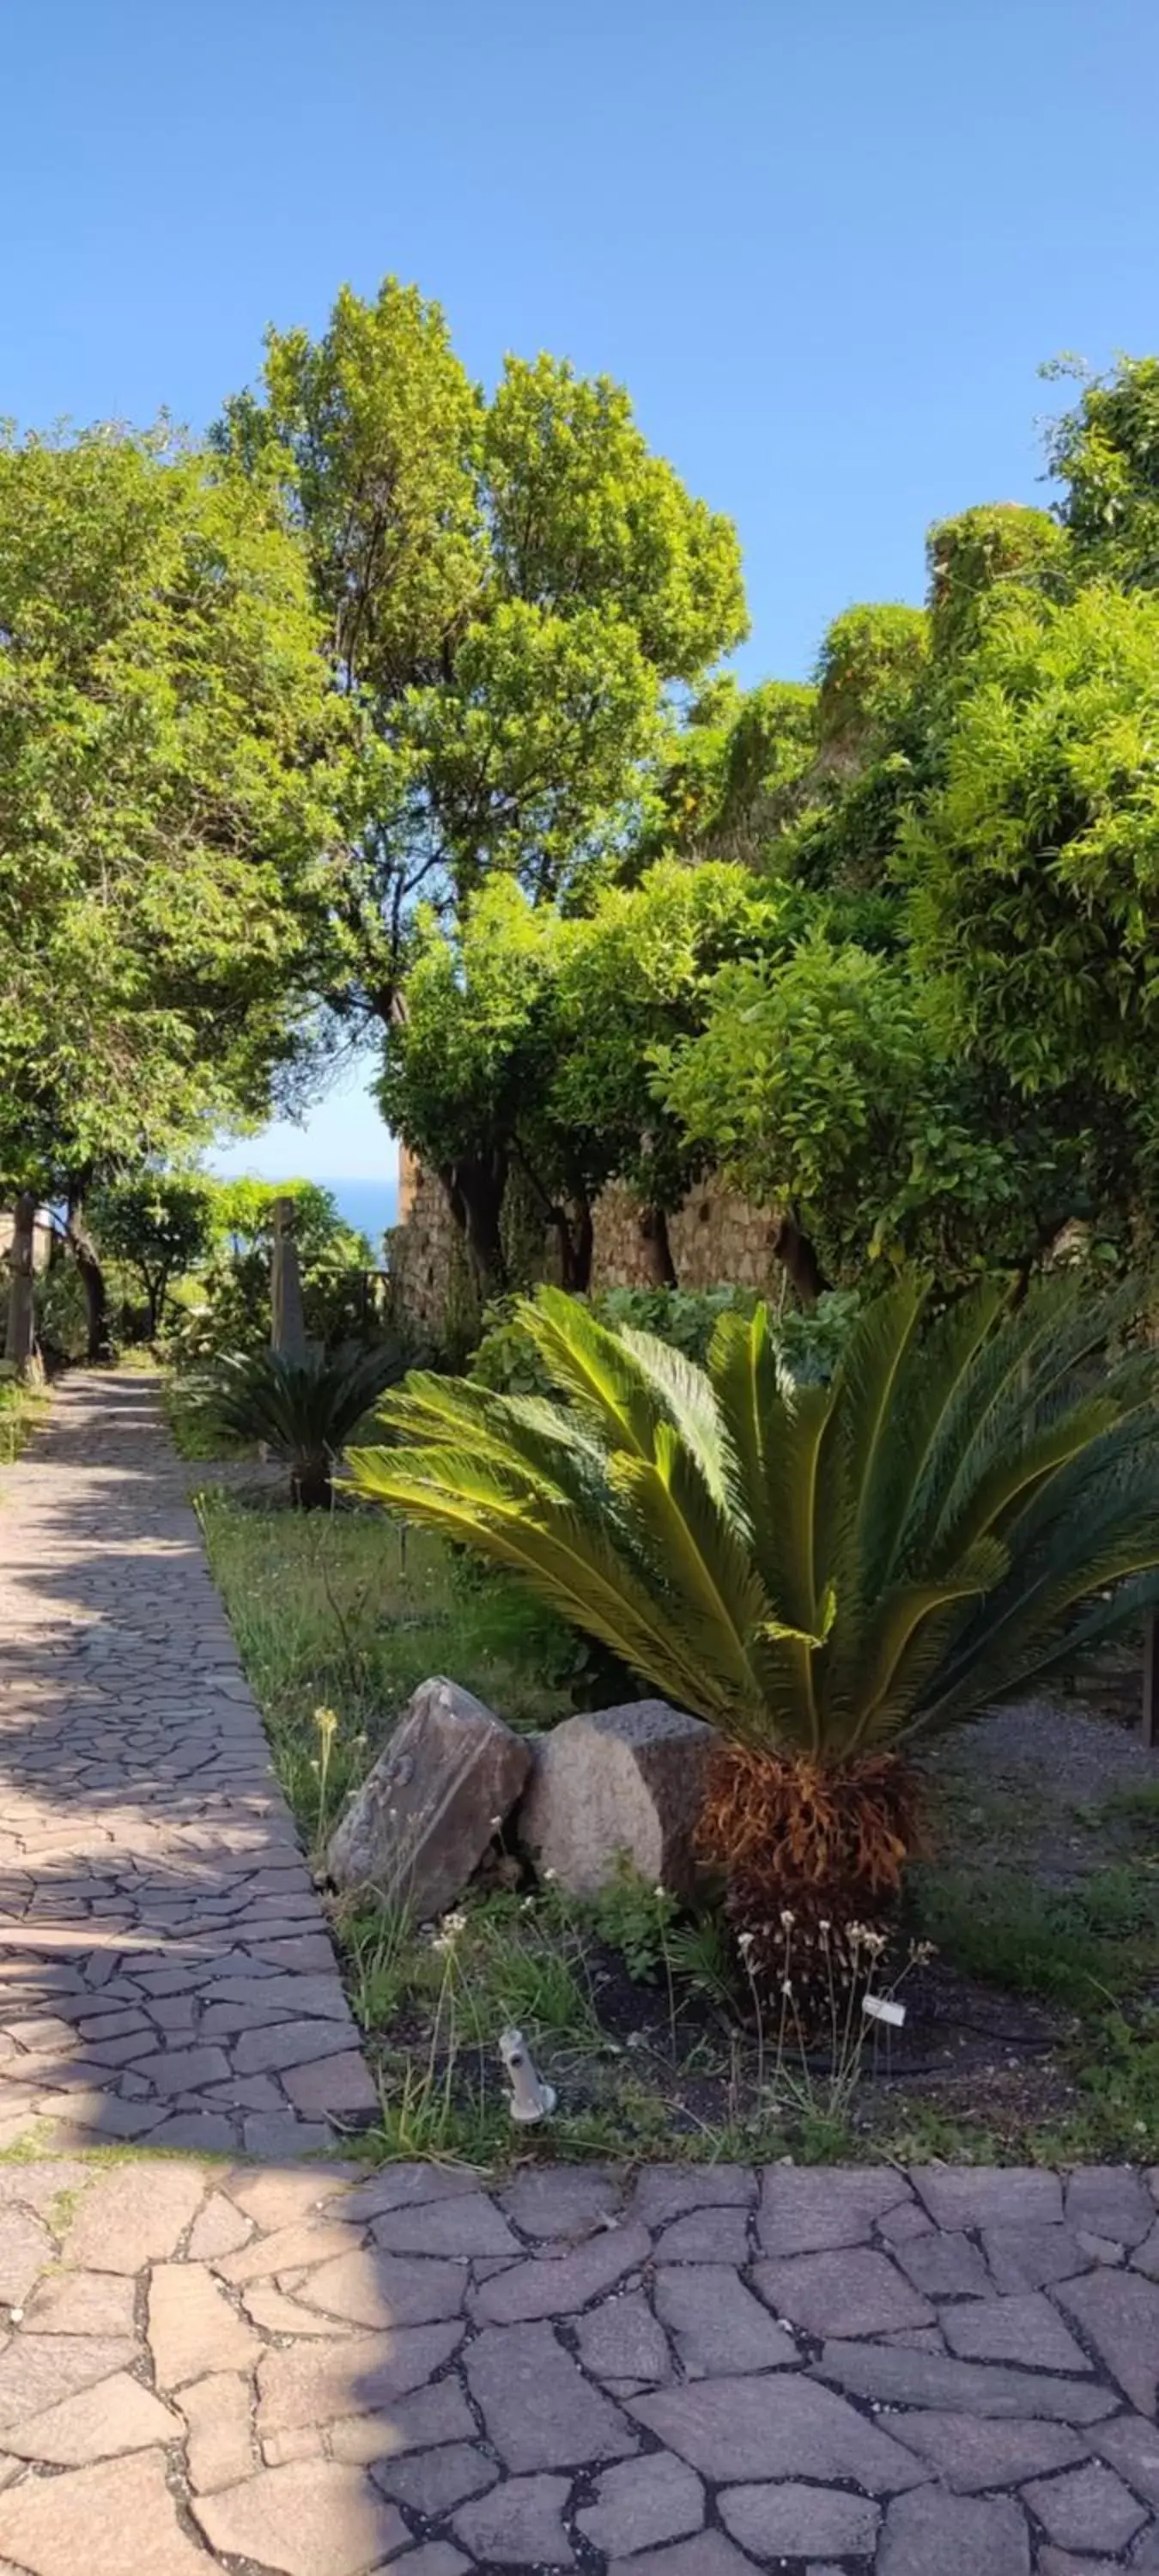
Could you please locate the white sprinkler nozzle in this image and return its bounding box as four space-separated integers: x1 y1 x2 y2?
499 2026 557 2124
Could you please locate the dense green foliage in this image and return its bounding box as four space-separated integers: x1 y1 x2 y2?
349 1277 1159 1758
196 1340 404 1507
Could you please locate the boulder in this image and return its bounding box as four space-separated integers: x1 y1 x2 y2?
326 1677 532 1918
518 1700 713 1899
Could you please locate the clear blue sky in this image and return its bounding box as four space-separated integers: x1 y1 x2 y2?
5 0 1156 1190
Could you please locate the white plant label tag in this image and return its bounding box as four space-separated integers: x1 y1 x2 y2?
862 1995 906 2028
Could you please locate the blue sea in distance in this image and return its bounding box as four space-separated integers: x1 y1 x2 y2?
323 1176 398 1249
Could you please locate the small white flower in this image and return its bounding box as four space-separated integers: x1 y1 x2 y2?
780 1909 796 1929
737 1929 756 1956
653 1884 666 1900
543 1868 558 1883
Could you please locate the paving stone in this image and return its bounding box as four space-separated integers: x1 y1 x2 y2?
1057 2266 1159 2414
0 2367 182 2464
500 2166 622 2238
294 2248 466 2329
470 2219 651 2323
149 2261 263 2388
914 2167 1064 2230
626 2166 756 2228
578 2451 704 2555
0 2448 209 2576
376 2439 500 2515
258 2321 465 2436
877 2485 1030 2575
282 2049 379 2117
179 2370 256 2493
1134 2223 1159 2280
0 2335 140 2431
1065 2167 1155 2248
607 2537 762 2576
22 2270 137 2336
888 2409 1090 2489
453 2470 575 2567
465 2319 637 2471
754 2245 934 2337
1091 2412 1159 2506
324 2165 479 2225
983 2223 1094 2292
655 2263 798 2374
143 2111 240 2152
60 2160 204 2272
759 2163 912 2254
942 2289 1092 2371
574 2289 674 2385
719 2480 881 2557
334 2379 478 2464
652 2206 751 2263
816 2341 1120 2421
226 2168 343 2230
243 2281 358 2338
215 2217 362 2285
0 2208 52 2305
186 2191 254 2260
388 2550 470 2576
243 2111 334 2156
369 2191 520 2257
894 2227 994 2298
1022 2459 1148 2550
630 2371 928 2488
194 2459 409 2576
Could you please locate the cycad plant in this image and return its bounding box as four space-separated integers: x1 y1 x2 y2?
198 1341 404 1510
347 1278 1159 1946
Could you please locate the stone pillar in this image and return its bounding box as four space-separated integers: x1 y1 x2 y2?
4 1193 40 1381
270 1197 307 1360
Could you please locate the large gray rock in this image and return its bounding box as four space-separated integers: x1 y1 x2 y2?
326 1677 531 1918
518 1700 713 1899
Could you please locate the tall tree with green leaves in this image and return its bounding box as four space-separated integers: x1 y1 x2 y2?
0 425 349 1349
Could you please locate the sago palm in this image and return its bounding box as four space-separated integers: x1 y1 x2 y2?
347 1276 1159 1933
198 1341 404 1509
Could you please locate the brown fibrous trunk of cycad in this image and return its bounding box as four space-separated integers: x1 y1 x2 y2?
291 1460 332 1512
696 1739 924 2008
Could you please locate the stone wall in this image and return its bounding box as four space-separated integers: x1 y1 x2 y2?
387 1163 780 1347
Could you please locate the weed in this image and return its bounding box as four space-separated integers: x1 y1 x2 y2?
592 1862 680 1984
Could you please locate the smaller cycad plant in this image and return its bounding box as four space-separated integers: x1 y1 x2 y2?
197 1340 403 1509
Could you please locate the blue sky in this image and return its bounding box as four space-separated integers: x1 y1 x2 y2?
5 0 1156 1190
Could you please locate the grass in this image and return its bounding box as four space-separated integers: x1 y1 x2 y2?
0 1371 50 1468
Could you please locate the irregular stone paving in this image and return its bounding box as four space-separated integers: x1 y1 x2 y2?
0 2159 1150 2571
4 1385 1159 2568
0 1373 375 2155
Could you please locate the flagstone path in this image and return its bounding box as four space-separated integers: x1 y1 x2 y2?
1 1381 1159 2573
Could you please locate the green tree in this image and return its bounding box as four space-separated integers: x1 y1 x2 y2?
1047 354 1159 589
0 425 350 1342
217 281 749 1255
90 1173 215 1340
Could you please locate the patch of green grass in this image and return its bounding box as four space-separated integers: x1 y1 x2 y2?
196 1492 577 1853
0 1373 50 1467
913 1860 1159 2011
1100 1781 1159 1832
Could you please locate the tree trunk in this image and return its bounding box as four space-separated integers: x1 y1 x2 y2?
770 1209 828 1306
270 1198 307 1358
638 1202 677 1288
64 1200 111 1363
4 1193 39 1380
444 1149 509 1296
555 1196 594 1293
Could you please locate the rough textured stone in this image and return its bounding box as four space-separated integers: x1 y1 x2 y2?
655 2263 798 2375
0 2369 182 2464
193 2459 408 2576
913 2167 1063 2230
983 2223 1092 2293
0 2450 209 2576
759 2163 911 2254
941 2289 1091 2372
1057 2265 1159 2414
652 2207 750 2263
626 2166 755 2228
453 2471 575 2567
518 1698 713 1897
894 2228 993 2299
1022 2460 1147 2550
574 2290 674 2385
1065 2166 1155 2247
629 2372 927 2489
470 2219 651 2324
464 2320 637 2471
816 2341 1119 2421
375 2439 499 2516
719 2481 881 2557
179 2372 255 2494
755 2246 934 2337
215 2217 361 2285
877 2486 1030 2576
336 2379 477 2464
0 2208 52 2306
1091 2411 1159 2506
258 2322 464 2437
149 2262 262 2388
185 2193 254 2261
578 2451 704 2556
62 2161 204 2273
606 2537 763 2576
369 2192 519 2257
22 2270 137 2337
296 2249 465 2330
499 2166 622 2238
888 2411 1089 2491
326 1674 531 1915
0 2336 140 2432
